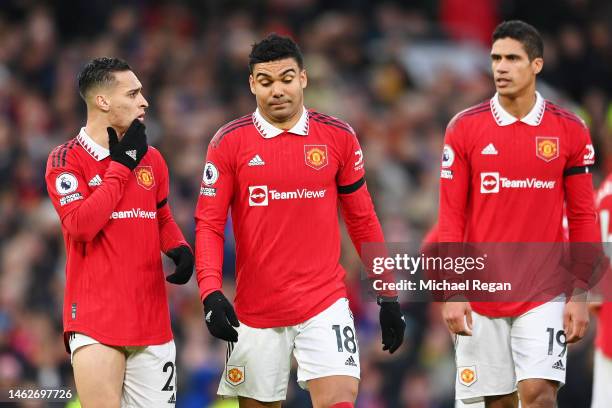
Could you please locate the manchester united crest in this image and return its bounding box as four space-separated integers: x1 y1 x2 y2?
458 366 477 387
134 166 155 190
226 365 245 386
304 145 328 170
536 137 559 162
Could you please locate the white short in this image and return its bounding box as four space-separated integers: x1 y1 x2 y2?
218 297 360 402
591 349 612 408
69 333 177 407
454 299 566 402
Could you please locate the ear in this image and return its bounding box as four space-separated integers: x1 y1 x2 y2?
300 69 307 89
249 74 256 95
532 57 544 75
95 94 111 112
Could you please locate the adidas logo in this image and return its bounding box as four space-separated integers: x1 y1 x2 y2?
205 310 212 323
167 393 176 404
126 150 137 160
481 143 498 155
345 356 357 367
248 155 265 166
552 360 565 371
88 174 102 187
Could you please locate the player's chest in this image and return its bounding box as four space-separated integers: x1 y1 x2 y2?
235 136 341 190
468 125 568 179
82 158 158 205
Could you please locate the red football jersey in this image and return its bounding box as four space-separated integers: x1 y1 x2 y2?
195 108 388 328
45 128 188 347
594 175 612 358
439 92 598 317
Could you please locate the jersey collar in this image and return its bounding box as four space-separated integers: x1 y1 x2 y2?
77 127 110 161
253 107 309 138
490 91 545 127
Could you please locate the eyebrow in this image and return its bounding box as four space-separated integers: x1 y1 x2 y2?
125 86 142 94
491 53 522 58
255 68 297 79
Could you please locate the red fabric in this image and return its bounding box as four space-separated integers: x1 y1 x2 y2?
439 0 499 46
46 140 187 347
195 110 388 328
439 98 598 317
330 403 354 408
338 182 397 297
594 176 612 357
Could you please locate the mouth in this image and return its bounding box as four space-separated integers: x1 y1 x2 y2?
495 78 512 87
136 113 146 121
269 101 289 107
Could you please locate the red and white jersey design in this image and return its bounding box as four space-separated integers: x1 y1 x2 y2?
595 175 612 358
195 107 388 328
45 128 188 347
439 92 598 317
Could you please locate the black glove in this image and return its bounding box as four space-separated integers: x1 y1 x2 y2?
165 245 194 284
203 290 240 342
107 119 148 170
378 297 406 354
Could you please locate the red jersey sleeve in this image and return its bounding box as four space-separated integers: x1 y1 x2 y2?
336 129 396 297
564 121 600 288
153 150 190 253
194 133 235 301
45 146 131 242
564 122 598 243
336 126 365 187
439 117 469 242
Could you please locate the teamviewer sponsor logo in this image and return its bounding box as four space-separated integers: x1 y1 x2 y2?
480 172 499 193
248 185 327 206
110 208 157 220
249 185 269 206
480 172 556 194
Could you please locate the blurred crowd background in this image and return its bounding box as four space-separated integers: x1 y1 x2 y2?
1 0 612 407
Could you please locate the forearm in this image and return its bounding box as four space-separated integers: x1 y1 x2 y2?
158 204 190 252
61 162 130 241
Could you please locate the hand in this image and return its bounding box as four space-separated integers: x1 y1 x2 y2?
165 245 194 284
203 290 240 342
107 119 148 170
564 300 589 343
378 298 406 353
442 301 473 336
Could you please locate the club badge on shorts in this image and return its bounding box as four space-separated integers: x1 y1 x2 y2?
134 166 155 190
458 365 477 387
536 137 559 162
226 365 245 386
305 145 328 170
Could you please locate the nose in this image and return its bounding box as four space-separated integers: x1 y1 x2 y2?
495 58 509 73
271 82 284 98
139 93 149 108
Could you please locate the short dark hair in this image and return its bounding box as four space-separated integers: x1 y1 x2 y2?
77 57 131 100
248 33 304 73
492 20 543 60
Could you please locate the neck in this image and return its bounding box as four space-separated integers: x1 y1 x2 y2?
260 106 303 130
497 85 537 119
84 113 112 149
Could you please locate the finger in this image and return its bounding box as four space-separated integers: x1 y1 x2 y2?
465 309 473 333
225 326 239 343
226 305 240 327
565 318 577 343
389 329 404 354
563 310 570 335
107 127 119 146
